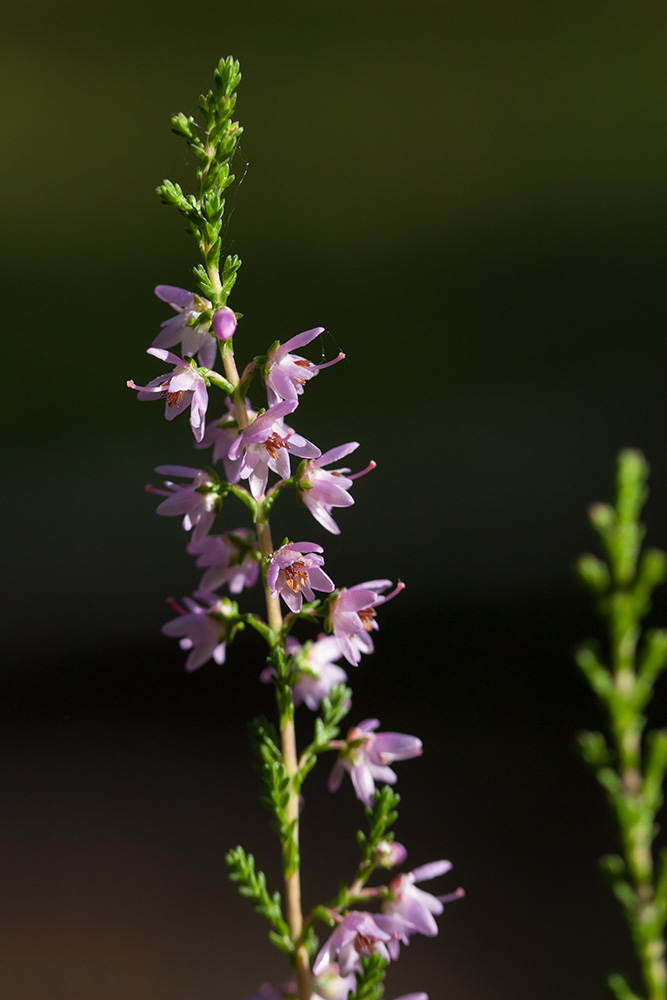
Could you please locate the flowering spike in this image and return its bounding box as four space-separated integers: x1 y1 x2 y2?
132 57 461 1000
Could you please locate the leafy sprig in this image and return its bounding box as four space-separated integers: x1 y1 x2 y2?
225 846 293 955
298 683 353 788
156 56 243 305
250 716 299 877
357 787 401 876
576 449 667 999
328 787 401 912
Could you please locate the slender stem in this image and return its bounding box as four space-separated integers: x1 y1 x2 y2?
256 507 310 1000
219 333 309 997
220 342 249 431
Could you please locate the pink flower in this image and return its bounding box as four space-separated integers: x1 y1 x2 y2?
327 580 403 665
162 595 235 672
227 400 320 499
267 542 335 613
147 465 220 535
127 347 216 442
381 861 464 958
264 327 344 405
152 285 217 368
313 911 393 978
260 635 348 710
187 529 260 595
298 443 375 535
328 719 423 808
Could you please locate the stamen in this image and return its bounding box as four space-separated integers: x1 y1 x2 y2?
354 933 376 955
283 561 308 592
264 431 290 460
161 386 185 407
358 607 377 632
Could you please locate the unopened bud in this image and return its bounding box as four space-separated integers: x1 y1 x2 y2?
375 839 407 869
212 306 237 341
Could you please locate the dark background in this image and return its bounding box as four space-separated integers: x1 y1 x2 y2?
3 1 667 997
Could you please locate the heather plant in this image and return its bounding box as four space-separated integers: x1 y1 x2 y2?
128 57 462 1000
577 450 667 1000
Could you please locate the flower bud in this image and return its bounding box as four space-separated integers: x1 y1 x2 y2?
375 839 407 869
212 306 237 341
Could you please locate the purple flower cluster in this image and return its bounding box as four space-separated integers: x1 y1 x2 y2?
130 286 460 998
130 300 396 676
313 860 464 980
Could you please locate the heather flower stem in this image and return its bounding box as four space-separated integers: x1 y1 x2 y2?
256 505 311 1000
218 319 309 996
219 341 249 431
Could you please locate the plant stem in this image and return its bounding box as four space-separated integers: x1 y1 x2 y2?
221 335 309 998
256 507 310 1000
